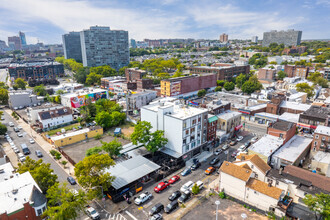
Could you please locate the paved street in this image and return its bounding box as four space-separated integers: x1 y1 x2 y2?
116 134 254 220
0 69 8 82
1 110 80 190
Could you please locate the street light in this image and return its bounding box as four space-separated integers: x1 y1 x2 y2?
215 200 220 220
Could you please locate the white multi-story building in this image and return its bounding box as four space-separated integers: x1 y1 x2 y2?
37 107 73 130
141 100 208 160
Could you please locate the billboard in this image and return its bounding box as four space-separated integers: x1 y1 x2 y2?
70 91 107 108
170 81 181 96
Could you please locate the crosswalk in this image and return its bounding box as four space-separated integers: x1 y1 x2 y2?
108 213 127 220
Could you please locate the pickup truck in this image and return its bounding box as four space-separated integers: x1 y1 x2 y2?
134 191 153 205
85 206 100 220
154 181 170 193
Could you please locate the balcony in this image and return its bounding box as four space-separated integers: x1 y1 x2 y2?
278 195 293 211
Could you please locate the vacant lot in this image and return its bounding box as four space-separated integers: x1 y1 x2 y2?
62 134 131 163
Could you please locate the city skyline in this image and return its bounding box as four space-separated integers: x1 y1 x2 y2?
0 0 329 44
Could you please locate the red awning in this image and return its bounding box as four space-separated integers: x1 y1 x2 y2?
235 124 243 131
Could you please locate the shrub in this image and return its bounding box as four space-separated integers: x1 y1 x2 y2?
191 183 200 195
55 153 62 160
218 192 226 199
61 161 67 166
50 150 57 156
94 134 103 140
209 192 215 197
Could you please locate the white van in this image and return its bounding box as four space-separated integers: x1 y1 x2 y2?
180 181 194 194
189 181 204 192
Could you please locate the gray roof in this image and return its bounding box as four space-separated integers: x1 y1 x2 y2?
105 155 160 190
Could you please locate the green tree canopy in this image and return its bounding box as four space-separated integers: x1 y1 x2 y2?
74 67 90 84
74 154 115 194
95 111 112 129
277 71 287 80
146 130 168 156
44 182 87 220
100 139 123 158
235 73 247 88
131 121 152 146
0 88 8 104
217 80 225 86
17 157 58 193
14 78 27 89
197 89 207 97
215 86 222 92
0 123 7 135
33 84 47 96
85 72 102 85
241 75 263 94
296 83 315 98
303 193 330 219
224 81 235 91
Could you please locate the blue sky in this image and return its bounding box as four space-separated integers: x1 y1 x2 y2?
0 0 329 44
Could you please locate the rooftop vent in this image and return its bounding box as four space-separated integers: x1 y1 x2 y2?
0 169 4 174
12 189 18 194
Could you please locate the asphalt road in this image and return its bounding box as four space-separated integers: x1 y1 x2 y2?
117 135 254 220
0 69 8 82
2 110 80 190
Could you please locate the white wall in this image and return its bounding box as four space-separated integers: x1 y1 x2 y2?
245 188 279 212
40 114 73 129
164 115 183 154
219 172 247 201
141 108 158 132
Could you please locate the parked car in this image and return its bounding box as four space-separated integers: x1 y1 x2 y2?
181 167 191 176
178 191 191 204
236 136 243 142
230 140 237 146
168 175 180 184
191 162 201 170
238 145 245 151
168 191 181 201
17 125 22 130
205 167 215 175
214 149 222 156
244 141 251 148
17 133 23 137
9 122 14 127
149 213 162 220
209 157 219 165
13 127 19 132
149 203 164 216
35 150 43 158
85 206 100 220
1 116 4 120
134 192 152 205
189 181 204 192
231 150 239 158
180 181 194 194
29 138 35 144
251 137 258 143
18 153 26 162
154 181 170 193
67 176 77 185
164 200 178 214
222 144 229 150
13 147 20 153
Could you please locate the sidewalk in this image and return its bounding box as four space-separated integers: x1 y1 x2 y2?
186 151 213 167
5 109 76 176
1 141 19 167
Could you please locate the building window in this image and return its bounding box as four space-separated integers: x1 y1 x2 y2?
191 127 195 133
316 135 319 139
192 119 196 125
279 133 283 138
42 206 46 212
314 141 317 147
322 137 325 141
276 180 279 185
186 130 189 135
185 145 189 151
254 173 258 179
37 209 42 216
183 139 186 145
313 147 316 151
183 121 187 128
251 165 254 168
198 117 201 122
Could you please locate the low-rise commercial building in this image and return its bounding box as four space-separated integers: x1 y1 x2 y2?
311 125 330 154
8 61 64 80
61 88 108 108
207 114 218 143
310 151 330 177
298 106 330 132
9 90 41 109
286 92 307 103
216 111 242 135
52 83 84 93
127 90 157 112
267 121 296 144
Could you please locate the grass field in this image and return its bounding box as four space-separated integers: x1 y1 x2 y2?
47 123 80 136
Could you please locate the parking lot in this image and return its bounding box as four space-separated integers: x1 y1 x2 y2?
115 134 255 220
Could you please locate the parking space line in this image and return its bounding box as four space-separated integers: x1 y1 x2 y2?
125 211 138 220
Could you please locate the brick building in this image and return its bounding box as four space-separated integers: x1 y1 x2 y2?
266 95 286 115
219 33 228 42
284 65 309 78
258 68 276 80
282 46 307 55
207 114 218 142
161 74 217 97
189 64 250 81
311 125 330 154
137 78 153 90
298 106 330 131
266 95 310 115
267 121 296 144
8 62 64 80
125 68 147 81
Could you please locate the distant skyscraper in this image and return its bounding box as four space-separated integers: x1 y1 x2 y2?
219 33 228 42
62 31 83 62
130 39 137 48
262 29 302 47
80 26 129 70
0 40 8 52
8 36 21 50
251 36 258 44
19 31 26 46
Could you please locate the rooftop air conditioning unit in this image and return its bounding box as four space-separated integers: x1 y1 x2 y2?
63 109 67 112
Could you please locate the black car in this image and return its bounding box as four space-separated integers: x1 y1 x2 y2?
178 192 191 204
67 176 77 185
149 203 164 216
168 191 181 201
191 162 201 170
245 141 251 148
209 157 220 165
164 200 178 214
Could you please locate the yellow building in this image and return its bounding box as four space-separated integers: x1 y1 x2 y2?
51 126 103 147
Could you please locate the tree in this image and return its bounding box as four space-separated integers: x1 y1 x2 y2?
269 61 277 65
74 154 115 194
217 80 225 86
0 123 7 135
44 182 87 220
296 83 315 98
197 89 206 97
215 86 222 92
241 75 263 94
17 157 58 193
131 121 152 146
191 183 200 195
0 88 8 104
303 193 330 219
316 77 329 88
54 95 61 103
101 139 123 158
95 111 112 129
85 72 102 85
235 73 247 88
308 72 322 83
146 130 168 156
86 147 103 157
110 111 126 127
56 89 65 95
74 67 90 84
14 78 27 89
33 84 47 96
224 82 235 91
277 71 287 80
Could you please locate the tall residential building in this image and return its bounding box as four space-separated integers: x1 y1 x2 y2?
251 36 258 43
262 29 302 47
80 26 129 70
62 31 83 62
8 36 21 50
0 40 8 52
19 31 26 46
130 39 137 48
219 33 228 42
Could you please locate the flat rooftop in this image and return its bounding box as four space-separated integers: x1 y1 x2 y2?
249 135 284 158
312 151 330 164
0 163 14 183
217 110 241 121
50 127 101 141
61 88 107 98
314 125 330 136
301 106 330 119
272 135 312 163
270 120 294 131
280 101 310 112
279 112 300 124
255 112 280 120
245 103 268 111
8 61 62 68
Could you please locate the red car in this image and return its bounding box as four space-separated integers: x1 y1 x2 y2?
154 181 170 193
168 175 180 184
